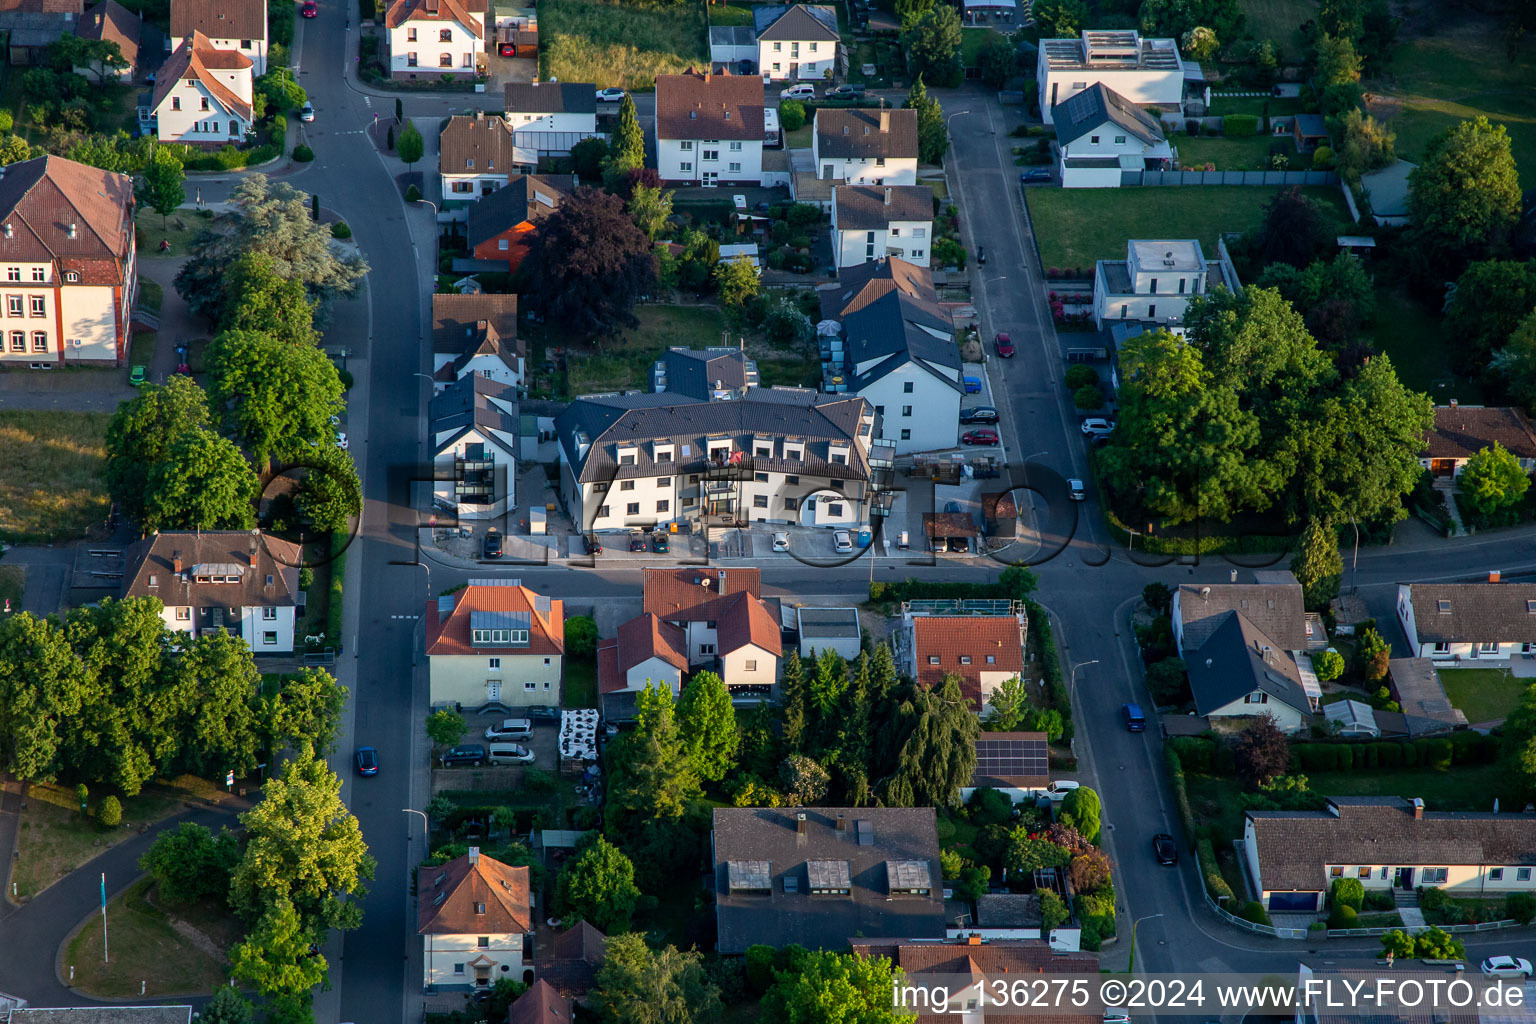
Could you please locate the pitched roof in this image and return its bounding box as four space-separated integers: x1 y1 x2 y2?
416 849 532 934
716 590 784 656
152 31 253 121
1403 582 1536 644
971 731 1049 790
429 373 519 450
1247 797 1536 892
910 615 1025 708
508 980 572 1024
1176 580 1310 650
1184 612 1313 717
712 806 945 953
384 0 485 33
169 0 263 40
1051 82 1165 147
655 68 765 142
431 291 520 360
600 612 688 694
8 1010 192 1024
815 107 918 160
439 114 526 174
121 530 302 610
754 2 838 41
1386 658 1469 735
833 184 933 231
643 567 759 616
79 0 140 66
824 257 959 388
466 173 571 250
1425 405 1536 461
533 921 608 997
503 80 596 115
425 579 564 657
0 154 133 275
849 939 1100 1024
0 0 84 14
655 347 759 400
822 256 937 319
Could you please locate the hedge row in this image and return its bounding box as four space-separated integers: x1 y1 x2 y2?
325 529 347 649
1026 598 1073 743
1165 746 1197 845
1197 838 1233 902
1292 733 1496 773
869 578 1009 603
1167 736 1235 775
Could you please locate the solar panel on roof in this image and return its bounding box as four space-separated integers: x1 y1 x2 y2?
975 736 1049 779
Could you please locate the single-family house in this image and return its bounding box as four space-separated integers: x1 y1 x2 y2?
1396 579 1536 662
651 346 759 400
1173 577 1325 733
754 3 838 81
1244 795 1536 913
466 173 571 273
429 374 518 520
1092 238 1239 329
597 613 689 721
0 154 137 368
820 257 959 454
795 606 862 660
77 0 141 79
1421 404 1536 478
417 847 532 990
830 184 934 269
384 0 485 81
1052 82 1171 188
425 578 564 708
554 388 878 531
961 731 1049 805
507 981 570 1024
637 566 782 700
0 0 85 67
150 31 254 145
501 81 599 155
812 108 919 185
851 940 1099 1005
532 921 607 999
440 113 534 200
895 600 1028 712
430 292 522 391
168 0 266 74
655 68 766 187
1036 29 1189 125
121 530 302 653
711 806 946 953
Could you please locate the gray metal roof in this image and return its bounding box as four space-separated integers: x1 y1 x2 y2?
470 609 532 631
430 374 520 445
754 3 838 40
502 81 596 115
8 1011 193 1024
656 347 759 400
1052 82 1165 147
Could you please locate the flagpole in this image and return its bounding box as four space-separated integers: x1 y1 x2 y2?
100 872 108 963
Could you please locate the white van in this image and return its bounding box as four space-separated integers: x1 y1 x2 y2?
780 83 816 100
487 742 535 765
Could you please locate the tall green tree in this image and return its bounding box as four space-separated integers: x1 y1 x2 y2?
199 986 255 1024
1138 0 1244 45
764 948 903 1024
1409 116 1523 265
1314 33 1363 86
1493 309 1536 410
876 675 978 808
230 898 327 999
1500 682 1536 803
1250 187 1330 269
138 145 186 227
139 821 241 905
904 75 948 164
1458 442 1531 516
1060 785 1101 843
221 252 319 346
206 330 345 467
1031 0 1087 37
605 684 701 843
780 650 809 753
525 187 657 337
396 121 424 167
142 428 258 532
0 612 83 781
294 447 362 532
676 670 738 782
609 94 645 173
261 667 349 756
1443 260 1536 373
984 674 1029 730
592 934 723 1024
903 4 963 87
713 254 760 309
1291 518 1343 609
976 33 1019 89
173 631 263 776
628 183 674 241
556 834 641 932
103 374 212 522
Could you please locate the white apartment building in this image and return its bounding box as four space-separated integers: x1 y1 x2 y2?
1092 238 1239 328
150 31 253 144
831 185 934 269
755 3 839 81
384 0 485 81
655 69 766 187
425 579 564 709
429 375 518 520
501 81 599 155
169 0 267 75
812 107 918 185
1037 29 1189 126
1052 82 1171 188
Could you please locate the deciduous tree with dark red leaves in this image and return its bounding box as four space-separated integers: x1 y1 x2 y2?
1233 714 1292 787
524 187 657 339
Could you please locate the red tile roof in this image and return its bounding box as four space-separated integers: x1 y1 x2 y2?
169 0 264 40
417 850 531 935
152 30 253 121
716 591 783 657
1426 405 1536 461
911 616 1024 707
425 580 564 657
79 0 141 67
642 567 760 618
655 68 764 142
600 614 688 694
596 636 622 696
384 0 485 32
533 921 608 997
508 979 571 1024
850 939 1099 1024
0 155 133 275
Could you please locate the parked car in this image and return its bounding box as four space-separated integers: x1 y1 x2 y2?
961 428 998 446
301 0 317 16
1068 478 1085 501
483 529 503 559
1123 702 1147 731
960 406 998 424
498 42 517 57
1481 956 1532 978
994 332 1015 358
628 533 647 552
129 364 147 386
780 83 816 100
772 531 790 552
595 87 625 103
963 376 983 394
1042 780 1079 803
439 744 487 767
833 530 854 553
354 746 378 776
651 531 669 553
583 533 603 555
523 705 561 720
173 362 192 376
300 103 315 122
1019 168 1052 183
485 718 533 740
827 83 865 98
1153 833 1178 865
1081 417 1115 438
486 743 535 765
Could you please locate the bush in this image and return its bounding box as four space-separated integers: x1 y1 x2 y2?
1166 747 1197 844
331 221 352 239
337 368 354 390
98 795 122 827
1064 364 1099 390
1313 145 1334 169
1363 889 1396 911
1376 741 1401 769
1240 900 1272 926
1422 738 1452 772
1328 903 1358 928
1312 649 1345 681
405 184 421 202
293 144 314 162
967 787 1014 828
1197 839 1233 901
1417 886 1452 913
1224 114 1259 137
1505 892 1536 925
1329 877 1365 911
0 111 12 133
779 99 806 132
1073 384 1104 410
1400 741 1417 768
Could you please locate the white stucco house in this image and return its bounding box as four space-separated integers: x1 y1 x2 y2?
169 0 267 76
384 0 485 81
597 613 688 722
501 81 599 156
1052 82 1171 188
831 185 934 269
812 108 918 185
1397 580 1536 661
655 68 765 187
425 579 564 709
429 375 519 520
639 567 782 700
430 293 522 391
417 848 532 991
754 3 839 81
1036 29 1191 126
150 31 253 145
894 601 1028 713
439 113 535 201
1092 238 1239 329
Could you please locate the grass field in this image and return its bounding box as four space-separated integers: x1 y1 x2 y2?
564 655 597 708
64 877 235 998
1208 95 1305 119
1174 134 1293 171
708 1 756 26
137 280 164 313
1025 186 1352 272
563 304 731 394
1238 0 1314 63
1438 667 1527 725
135 209 208 256
0 410 111 544
961 28 992 69
541 0 709 90
1367 283 1484 404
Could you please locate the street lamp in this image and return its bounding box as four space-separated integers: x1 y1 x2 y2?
401 807 429 840
1128 913 1163 972
945 110 972 132
414 198 439 217
1066 657 1099 706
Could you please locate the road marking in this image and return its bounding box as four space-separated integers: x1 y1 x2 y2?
390 614 420 620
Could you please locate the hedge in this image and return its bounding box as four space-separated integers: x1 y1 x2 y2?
1026 598 1074 743
1224 114 1259 136
1166 747 1197 845
1294 736 1494 773
1168 736 1216 773
1197 838 1232 901
1075 892 1116 937
1240 900 1272 926
326 529 347 648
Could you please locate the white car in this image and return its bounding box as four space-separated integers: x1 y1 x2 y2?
1042 780 1079 803
1080 417 1115 438
832 530 854 553
485 718 533 741
772 531 790 552
780 83 816 100
300 103 315 122
1068 478 1085 501
595 87 626 103
1481 956 1532 978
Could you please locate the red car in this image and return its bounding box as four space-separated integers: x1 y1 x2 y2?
961 428 999 446
995 332 1015 358
498 42 517 56
301 0 317 17
173 362 192 376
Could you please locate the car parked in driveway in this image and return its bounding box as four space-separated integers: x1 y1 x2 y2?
772 531 790 552
129 365 147 386
1081 417 1115 438
1019 167 1052 183
651 531 670 553
354 746 378 776
827 83 865 98
961 428 998 446
780 83 816 100
963 376 983 394
439 744 486 767
485 718 533 740
1042 780 1079 803
486 743 535 765
483 529 503 559
1153 833 1178 865
960 406 998 424
833 530 854 553
629 533 647 552
523 705 560 720
596 87 625 103
995 332 1014 357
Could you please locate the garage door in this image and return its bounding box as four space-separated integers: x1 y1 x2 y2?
1267 892 1319 913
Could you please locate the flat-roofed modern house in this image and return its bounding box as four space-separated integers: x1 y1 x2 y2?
795 606 862 660
1036 29 1191 126
1092 238 1239 329
1397 579 1536 662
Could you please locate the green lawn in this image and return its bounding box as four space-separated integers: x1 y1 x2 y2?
562 304 731 394
541 0 709 90
0 411 111 544
565 655 597 708
784 123 813 149
1208 95 1306 120
65 877 233 998
1367 283 1485 404
1025 186 1352 273
137 280 164 314
708 1 756 26
1438 667 1527 725
1304 763 1504 812
1174 134 1294 171
135 209 209 257
1238 0 1314 63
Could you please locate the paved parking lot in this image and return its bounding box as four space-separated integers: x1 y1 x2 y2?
427 708 561 794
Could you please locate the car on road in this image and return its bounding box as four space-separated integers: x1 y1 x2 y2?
583 533 602 555
963 375 983 394
827 84 866 98
439 744 486 767
960 406 998 424
833 530 854 553
483 529 503 559
1123 702 1147 731
651 531 669 553
780 83 816 100
1081 417 1115 438
173 362 192 376
1102 1011 1131 1024
301 0 317 15
1042 780 1079 803
629 532 647 552
961 428 998 446
596 87 626 103
300 103 315 122
129 364 147 386
1153 833 1178 865
485 718 533 740
1481 956 1532 978
772 531 790 552
1068 478 1085 501
354 746 378 776
994 332 1014 358
1019 167 1052 183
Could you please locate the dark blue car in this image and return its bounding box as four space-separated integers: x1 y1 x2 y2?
1123 703 1147 732
354 746 379 776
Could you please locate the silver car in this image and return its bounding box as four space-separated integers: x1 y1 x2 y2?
833 530 854 553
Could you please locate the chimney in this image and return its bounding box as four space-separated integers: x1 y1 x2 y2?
1412 798 1424 820
836 813 847 832
796 812 807 834
1490 570 1502 583
1449 398 1458 408
704 70 712 82
967 935 982 946
173 552 183 574
880 109 889 133
884 187 892 206
468 845 480 865
475 109 484 121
